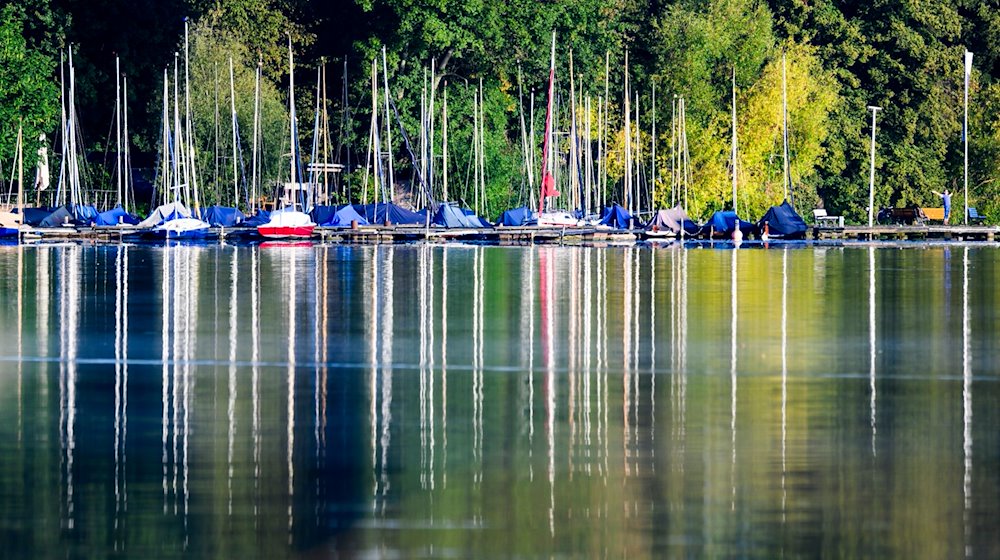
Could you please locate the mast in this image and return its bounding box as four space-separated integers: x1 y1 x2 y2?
251 61 261 213
651 80 656 210
731 68 738 213
442 81 448 201
16 124 23 217
964 50 972 225
123 76 132 213
538 31 558 213
624 50 632 215
115 55 122 208
229 57 240 209
782 52 790 202
184 19 200 212
381 46 394 202
288 36 300 209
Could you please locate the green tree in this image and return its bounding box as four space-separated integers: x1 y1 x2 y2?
0 5 59 172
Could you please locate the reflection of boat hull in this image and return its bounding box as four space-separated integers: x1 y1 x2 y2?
257 225 316 239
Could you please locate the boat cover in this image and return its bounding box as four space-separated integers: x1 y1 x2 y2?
325 205 369 227
354 203 426 225
39 205 78 227
137 201 193 228
757 200 807 238
497 206 535 226
94 205 141 226
698 210 756 238
598 203 633 229
20 207 53 226
433 203 488 228
201 205 245 227
242 210 272 227
645 205 699 235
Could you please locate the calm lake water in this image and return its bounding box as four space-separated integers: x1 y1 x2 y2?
1 240 999 558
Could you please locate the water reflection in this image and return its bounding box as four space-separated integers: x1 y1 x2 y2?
0 242 998 558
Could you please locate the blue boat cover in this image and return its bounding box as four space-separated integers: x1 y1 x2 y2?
698 210 756 238
497 206 535 226
354 203 426 225
646 205 699 234
461 207 493 227
758 200 807 238
201 205 245 227
432 203 487 228
325 205 369 227
599 203 633 229
75 205 99 224
39 205 78 227
94 205 141 226
242 210 272 227
19 207 53 226
310 205 339 226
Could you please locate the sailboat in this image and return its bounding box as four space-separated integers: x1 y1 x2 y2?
536 32 579 228
258 38 316 239
150 22 210 239
758 53 807 240
0 125 25 237
700 68 752 240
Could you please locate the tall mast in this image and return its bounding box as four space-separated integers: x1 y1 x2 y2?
288 36 299 207
381 46 394 202
442 81 448 202
184 19 200 212
251 61 261 212
115 55 122 208
731 68 738 213
624 50 632 215
229 57 240 209
538 31 558 213
123 76 132 212
964 50 972 225
782 52 790 201
651 80 656 210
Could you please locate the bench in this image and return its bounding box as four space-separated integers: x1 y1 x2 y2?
920 207 945 223
876 207 926 225
968 207 987 224
813 208 843 227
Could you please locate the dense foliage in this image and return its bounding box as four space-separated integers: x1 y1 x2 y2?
2 0 1000 221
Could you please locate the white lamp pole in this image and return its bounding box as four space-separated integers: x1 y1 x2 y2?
964 50 972 225
867 105 881 228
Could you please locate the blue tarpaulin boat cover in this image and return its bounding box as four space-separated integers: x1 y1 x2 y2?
75 205 99 224
94 205 141 226
201 205 245 227
433 203 488 228
758 200 807 238
39 205 80 227
354 203 426 225
497 206 535 226
242 210 272 227
698 210 756 238
599 204 633 229
645 205 699 235
309 205 338 226
325 205 369 227
19 207 53 226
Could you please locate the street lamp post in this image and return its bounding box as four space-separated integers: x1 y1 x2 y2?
867 105 881 228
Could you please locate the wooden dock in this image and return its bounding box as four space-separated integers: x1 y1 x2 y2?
10 223 1000 245
813 224 999 241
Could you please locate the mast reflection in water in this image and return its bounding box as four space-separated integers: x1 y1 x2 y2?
0 242 999 558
